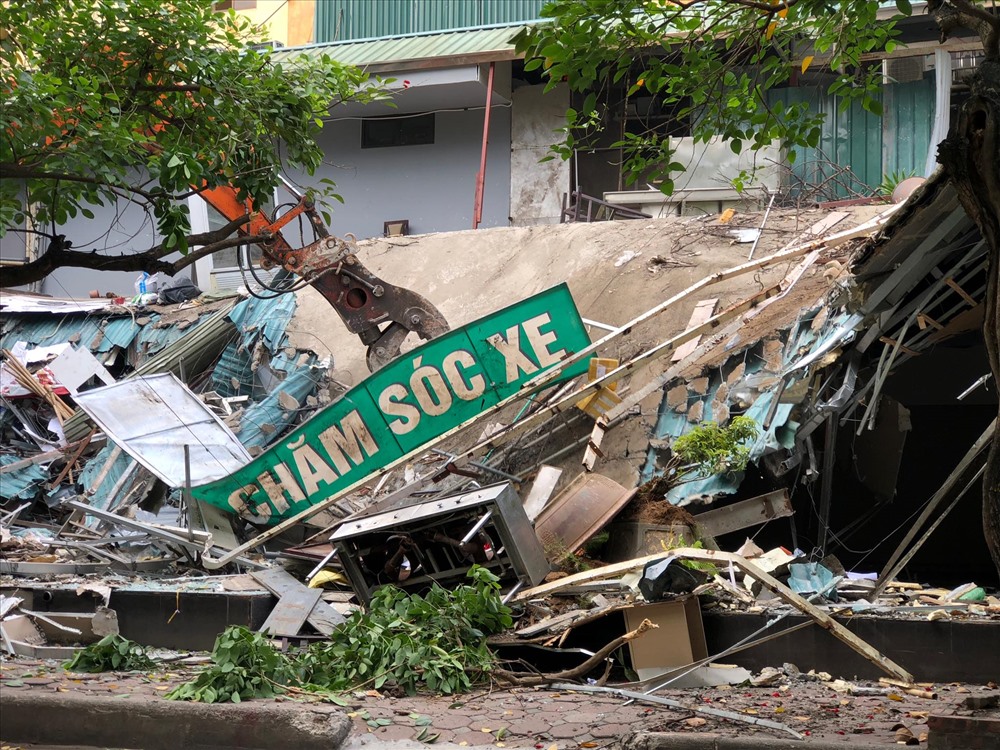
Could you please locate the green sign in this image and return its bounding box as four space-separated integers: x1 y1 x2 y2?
191 284 591 523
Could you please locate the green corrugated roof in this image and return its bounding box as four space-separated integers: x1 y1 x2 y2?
278 22 535 71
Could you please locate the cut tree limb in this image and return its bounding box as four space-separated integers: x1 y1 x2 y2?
495 618 656 686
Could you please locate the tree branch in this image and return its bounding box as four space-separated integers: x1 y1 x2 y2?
0 165 160 201
493 619 657 686
1 216 257 287
928 0 999 57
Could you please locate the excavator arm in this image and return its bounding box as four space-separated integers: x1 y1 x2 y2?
198 181 448 372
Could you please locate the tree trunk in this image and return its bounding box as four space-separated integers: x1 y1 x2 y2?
936 57 1000 581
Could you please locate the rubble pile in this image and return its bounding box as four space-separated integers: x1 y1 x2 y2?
1 287 334 576
3 190 999 745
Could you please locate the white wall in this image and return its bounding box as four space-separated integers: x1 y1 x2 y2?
509 83 570 226
288 104 513 240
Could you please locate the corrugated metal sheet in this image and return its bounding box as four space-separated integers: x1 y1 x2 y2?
645 304 858 507
287 22 532 68
228 294 297 354
234 364 328 449
1 302 235 362
767 86 884 199
1 316 109 354
315 0 544 43
0 455 49 500
884 74 934 178
209 342 256 398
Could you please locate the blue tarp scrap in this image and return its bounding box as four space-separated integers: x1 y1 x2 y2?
788 562 841 601
0 455 49 500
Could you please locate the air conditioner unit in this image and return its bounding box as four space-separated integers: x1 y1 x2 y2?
882 56 926 84
250 40 285 52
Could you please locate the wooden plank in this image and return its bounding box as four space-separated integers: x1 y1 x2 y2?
516 608 588 637
522 465 563 522
945 277 978 306
672 299 718 362
0 449 64 475
251 567 345 635
581 421 606 472
516 552 672 600
677 549 914 682
256 586 322 638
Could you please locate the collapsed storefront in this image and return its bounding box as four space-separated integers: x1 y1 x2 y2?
1 180 997 745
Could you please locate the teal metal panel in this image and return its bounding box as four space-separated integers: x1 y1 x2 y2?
315 0 546 43
288 24 530 67
0 455 49 500
884 74 934 178
767 86 883 199
482 0 545 26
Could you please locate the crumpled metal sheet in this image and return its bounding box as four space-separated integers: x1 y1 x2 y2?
0 456 49 500
234 363 328 449
228 293 297 355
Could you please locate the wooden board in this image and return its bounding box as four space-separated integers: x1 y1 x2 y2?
251 567 345 636
672 299 718 362
256 587 321 637
522 465 563 522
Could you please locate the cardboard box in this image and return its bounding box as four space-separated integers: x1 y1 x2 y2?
623 598 708 680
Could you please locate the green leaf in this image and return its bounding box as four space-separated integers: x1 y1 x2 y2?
895 0 912 15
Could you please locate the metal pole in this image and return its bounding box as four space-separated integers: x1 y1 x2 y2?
461 511 493 544
305 547 339 584
183 444 195 542
817 414 837 553
472 62 495 229
747 191 776 259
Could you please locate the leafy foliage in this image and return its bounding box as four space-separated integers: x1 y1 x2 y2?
166 625 295 703
513 0 909 193
297 565 512 696
877 169 917 197
0 0 384 281
673 415 760 477
62 634 156 672
167 566 512 703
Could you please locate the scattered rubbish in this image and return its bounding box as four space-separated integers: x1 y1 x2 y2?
614 250 642 267
638 557 709 600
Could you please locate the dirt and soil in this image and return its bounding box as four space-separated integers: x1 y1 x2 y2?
623 477 699 526
286 206 884 495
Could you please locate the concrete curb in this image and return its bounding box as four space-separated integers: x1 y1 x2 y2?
0 688 353 750
624 731 890 749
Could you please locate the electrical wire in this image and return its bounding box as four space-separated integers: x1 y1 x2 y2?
323 100 513 125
